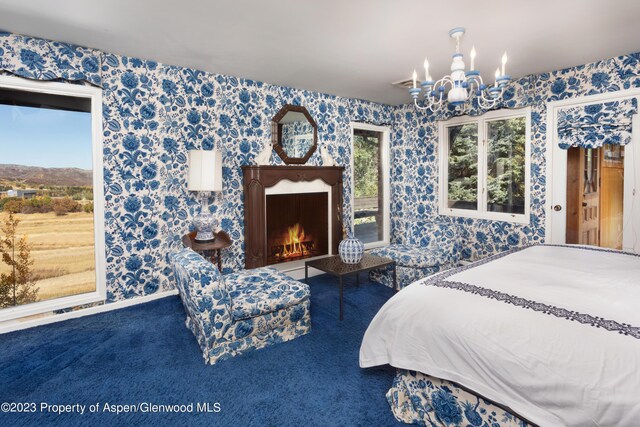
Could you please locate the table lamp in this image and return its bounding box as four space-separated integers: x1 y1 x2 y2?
188 149 223 242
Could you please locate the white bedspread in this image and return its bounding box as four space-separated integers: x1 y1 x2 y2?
360 245 640 426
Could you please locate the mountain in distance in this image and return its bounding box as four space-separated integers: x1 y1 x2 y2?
0 164 93 187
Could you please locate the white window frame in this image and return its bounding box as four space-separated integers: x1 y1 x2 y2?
438 107 531 224
0 75 106 322
350 122 391 249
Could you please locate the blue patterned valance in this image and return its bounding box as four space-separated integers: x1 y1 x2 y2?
557 98 637 149
0 32 102 87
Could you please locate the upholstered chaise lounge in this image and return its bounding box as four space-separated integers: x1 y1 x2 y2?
369 221 460 289
170 247 311 365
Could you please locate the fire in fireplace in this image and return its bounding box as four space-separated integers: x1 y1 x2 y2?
273 223 313 261
266 192 328 265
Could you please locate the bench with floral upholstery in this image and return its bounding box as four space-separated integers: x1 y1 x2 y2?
170 247 311 365
369 220 460 289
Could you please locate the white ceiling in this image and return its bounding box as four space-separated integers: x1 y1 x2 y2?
0 0 639 105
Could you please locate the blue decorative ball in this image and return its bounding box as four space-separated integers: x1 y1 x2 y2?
338 236 364 264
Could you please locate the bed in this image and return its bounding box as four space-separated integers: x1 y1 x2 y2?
360 245 640 426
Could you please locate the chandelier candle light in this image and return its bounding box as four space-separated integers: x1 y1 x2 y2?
409 27 510 113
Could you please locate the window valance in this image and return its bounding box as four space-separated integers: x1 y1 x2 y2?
557 98 637 149
0 32 102 87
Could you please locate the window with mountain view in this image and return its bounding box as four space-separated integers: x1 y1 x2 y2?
0 77 105 320
440 109 530 223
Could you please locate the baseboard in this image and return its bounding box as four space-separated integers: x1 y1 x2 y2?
279 265 324 281
0 289 179 335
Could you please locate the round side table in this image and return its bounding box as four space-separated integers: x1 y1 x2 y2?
182 230 232 272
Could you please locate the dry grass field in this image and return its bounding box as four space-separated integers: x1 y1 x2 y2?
0 211 96 302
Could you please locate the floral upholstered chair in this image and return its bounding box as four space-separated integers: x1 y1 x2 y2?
170 247 311 365
369 220 461 289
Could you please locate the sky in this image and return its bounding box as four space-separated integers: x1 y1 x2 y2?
0 104 93 170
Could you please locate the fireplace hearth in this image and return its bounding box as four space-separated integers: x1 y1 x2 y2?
242 166 344 269
266 192 328 265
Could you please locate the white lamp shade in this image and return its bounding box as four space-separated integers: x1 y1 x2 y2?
188 149 223 192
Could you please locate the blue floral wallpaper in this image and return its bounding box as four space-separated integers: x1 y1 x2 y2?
393 52 640 260
0 30 393 304
1 29 639 308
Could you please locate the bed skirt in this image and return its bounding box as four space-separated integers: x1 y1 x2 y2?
387 370 531 427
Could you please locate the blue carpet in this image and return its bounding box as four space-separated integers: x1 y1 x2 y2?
0 274 402 426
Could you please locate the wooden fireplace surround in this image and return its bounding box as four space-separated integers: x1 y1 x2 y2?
242 165 344 269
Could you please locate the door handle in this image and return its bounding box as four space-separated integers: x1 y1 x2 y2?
553 205 562 211
582 202 587 207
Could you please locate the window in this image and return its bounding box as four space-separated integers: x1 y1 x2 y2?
351 123 390 248
439 108 530 223
0 75 105 321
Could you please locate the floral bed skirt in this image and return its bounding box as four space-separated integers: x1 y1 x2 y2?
386 370 530 427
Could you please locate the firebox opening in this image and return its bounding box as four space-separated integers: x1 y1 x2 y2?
266 192 329 265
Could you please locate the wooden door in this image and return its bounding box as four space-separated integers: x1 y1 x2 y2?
580 148 601 245
566 147 600 245
600 146 625 249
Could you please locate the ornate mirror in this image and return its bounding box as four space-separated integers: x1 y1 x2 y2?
272 104 317 164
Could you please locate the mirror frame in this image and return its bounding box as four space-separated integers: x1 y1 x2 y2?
271 104 318 164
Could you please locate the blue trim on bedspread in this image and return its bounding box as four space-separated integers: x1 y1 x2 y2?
420 244 640 340
543 244 640 257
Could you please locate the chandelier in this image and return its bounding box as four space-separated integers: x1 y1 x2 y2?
409 27 510 114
